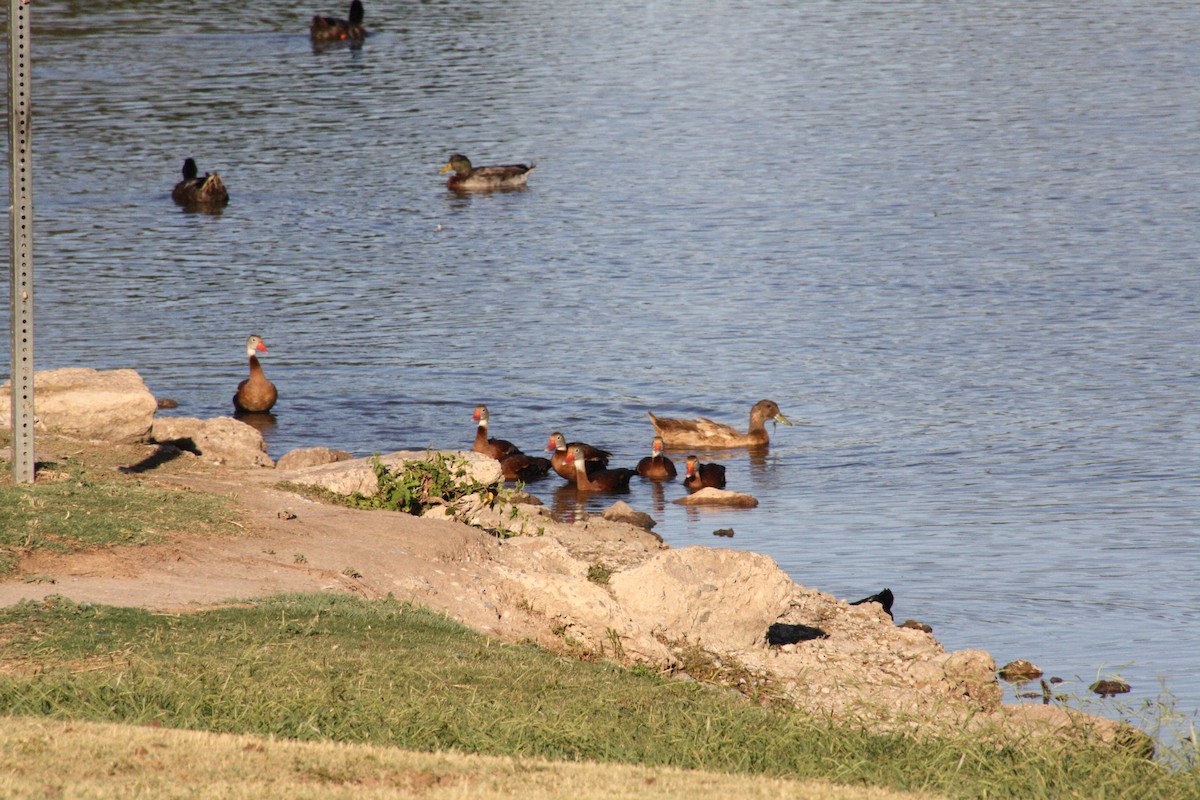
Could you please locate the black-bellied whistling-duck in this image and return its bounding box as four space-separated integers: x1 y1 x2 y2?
648 399 793 449
439 154 536 191
566 445 634 492
233 335 277 413
172 158 228 208
499 452 552 482
472 405 520 461
311 0 367 42
546 431 611 483
636 435 677 481
683 455 726 491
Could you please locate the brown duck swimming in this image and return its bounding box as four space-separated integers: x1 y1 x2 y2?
172 158 228 208
233 335 277 413
546 432 611 483
566 445 634 492
636 435 677 481
439 154 536 191
311 0 366 42
472 405 520 461
499 452 552 482
682 455 726 491
648 399 793 449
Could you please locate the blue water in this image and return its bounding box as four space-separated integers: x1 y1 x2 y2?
3 0 1198 734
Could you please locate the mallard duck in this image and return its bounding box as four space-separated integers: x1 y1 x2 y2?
172 158 228 208
311 0 367 42
546 432 611 483
472 405 520 461
233 335 277 412
636 436 677 480
682 455 726 491
565 445 634 492
648 399 793 449
439 153 536 191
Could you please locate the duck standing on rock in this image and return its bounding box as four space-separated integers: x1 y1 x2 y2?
233 335 277 413
172 158 228 209
439 154 536 191
311 0 367 42
682 455 726 491
566 445 634 492
636 435 677 480
546 432 611 484
648 399 793 449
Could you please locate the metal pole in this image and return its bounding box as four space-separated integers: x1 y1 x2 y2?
8 0 35 483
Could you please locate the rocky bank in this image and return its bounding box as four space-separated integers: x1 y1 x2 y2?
1 368 1140 746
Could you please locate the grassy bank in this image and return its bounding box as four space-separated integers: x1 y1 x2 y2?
2 437 1198 798
1 594 1197 799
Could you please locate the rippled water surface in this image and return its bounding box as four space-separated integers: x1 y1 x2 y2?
4 0 1199 731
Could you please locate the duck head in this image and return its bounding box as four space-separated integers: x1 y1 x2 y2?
439 154 472 176
245 335 268 357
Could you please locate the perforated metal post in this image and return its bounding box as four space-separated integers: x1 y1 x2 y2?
8 0 35 483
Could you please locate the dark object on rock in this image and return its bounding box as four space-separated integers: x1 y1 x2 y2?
156 398 180 409
900 619 932 633
850 588 894 619
998 659 1044 683
766 622 828 646
1049 676 1064 684
1090 679 1131 698
712 528 735 538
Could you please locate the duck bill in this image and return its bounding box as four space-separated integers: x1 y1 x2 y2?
774 412 794 426
439 163 454 174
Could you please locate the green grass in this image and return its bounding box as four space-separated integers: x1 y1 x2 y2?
1 594 1196 800
0 455 238 577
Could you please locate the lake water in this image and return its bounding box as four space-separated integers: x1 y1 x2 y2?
4 0 1198 735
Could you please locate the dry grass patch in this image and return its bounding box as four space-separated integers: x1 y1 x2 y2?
0 716 938 800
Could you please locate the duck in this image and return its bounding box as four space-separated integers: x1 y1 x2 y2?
233 335 277 413
648 399 793 449
439 153 536 191
472 405 520 461
311 0 367 42
682 455 726 491
566 445 634 492
636 436 677 481
172 158 228 208
499 452 552 483
546 432 611 484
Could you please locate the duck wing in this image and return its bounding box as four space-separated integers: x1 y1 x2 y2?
648 411 740 446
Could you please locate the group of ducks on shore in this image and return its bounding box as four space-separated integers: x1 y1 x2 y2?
171 2 535 209
230 335 793 494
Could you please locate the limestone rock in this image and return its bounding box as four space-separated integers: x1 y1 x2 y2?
941 649 1003 712
672 487 759 507
603 501 656 530
279 450 502 497
608 547 795 651
151 416 274 468
0 368 157 444
275 446 354 471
